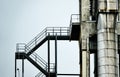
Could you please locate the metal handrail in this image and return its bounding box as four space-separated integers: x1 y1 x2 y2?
16 43 26 52
70 14 80 24
16 27 70 53
25 27 69 53
35 72 43 77
30 53 48 71
69 14 80 36
35 71 45 77
33 52 47 66
16 27 64 74
29 52 55 72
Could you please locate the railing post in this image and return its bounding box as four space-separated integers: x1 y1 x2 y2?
53 27 54 36
60 27 61 36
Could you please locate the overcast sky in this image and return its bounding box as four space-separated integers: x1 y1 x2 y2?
0 0 81 77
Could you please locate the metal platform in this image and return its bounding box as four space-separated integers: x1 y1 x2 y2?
69 14 80 40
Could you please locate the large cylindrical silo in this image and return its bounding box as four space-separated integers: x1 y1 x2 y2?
97 0 118 77
97 14 118 77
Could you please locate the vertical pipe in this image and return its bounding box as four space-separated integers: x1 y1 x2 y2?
48 33 50 77
119 54 120 77
55 34 57 77
15 55 16 77
97 13 117 77
22 59 24 77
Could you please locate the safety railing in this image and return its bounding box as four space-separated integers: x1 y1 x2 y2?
48 63 55 73
69 14 80 35
26 27 69 53
16 43 26 52
30 52 48 71
35 71 42 77
16 27 69 53
30 52 55 72
70 14 80 24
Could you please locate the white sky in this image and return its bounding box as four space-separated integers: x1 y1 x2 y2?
0 0 81 77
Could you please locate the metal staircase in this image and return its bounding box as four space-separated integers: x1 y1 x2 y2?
15 27 70 77
35 71 45 77
25 53 48 75
16 27 69 55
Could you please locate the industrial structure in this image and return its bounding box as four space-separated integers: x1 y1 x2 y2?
15 0 120 77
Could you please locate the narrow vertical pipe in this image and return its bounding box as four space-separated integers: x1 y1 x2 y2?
48 33 50 77
22 59 24 77
15 55 16 77
119 54 120 77
55 34 57 77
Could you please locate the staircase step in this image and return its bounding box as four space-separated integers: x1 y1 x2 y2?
25 54 48 75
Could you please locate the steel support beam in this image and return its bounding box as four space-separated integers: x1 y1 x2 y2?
94 52 98 77
22 59 24 77
55 34 57 77
80 43 82 77
119 54 120 77
57 74 80 76
15 55 17 77
48 33 50 77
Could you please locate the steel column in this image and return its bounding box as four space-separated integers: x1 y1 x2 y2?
94 52 98 77
55 34 57 77
119 54 120 77
48 33 50 77
15 55 17 77
22 59 24 77
79 40 82 77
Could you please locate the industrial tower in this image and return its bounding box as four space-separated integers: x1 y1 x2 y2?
77 0 120 77
15 0 120 77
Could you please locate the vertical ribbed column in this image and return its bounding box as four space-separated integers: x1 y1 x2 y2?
97 14 117 77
